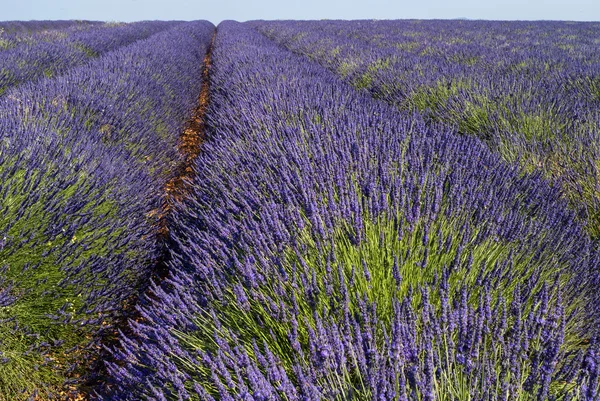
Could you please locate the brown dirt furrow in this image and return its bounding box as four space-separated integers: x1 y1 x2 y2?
75 29 217 400
158 30 215 240
164 33 213 203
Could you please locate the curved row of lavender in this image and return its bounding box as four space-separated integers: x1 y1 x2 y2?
0 20 96 35
0 22 100 61
251 20 600 238
0 22 92 57
106 21 600 400
0 20 180 96
0 20 214 399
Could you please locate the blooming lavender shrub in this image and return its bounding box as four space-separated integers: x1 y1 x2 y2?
0 21 96 35
0 20 179 96
0 20 214 399
252 20 600 238
0 21 99 52
0 21 100 54
106 21 600 400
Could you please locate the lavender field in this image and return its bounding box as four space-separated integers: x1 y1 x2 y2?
0 18 599 401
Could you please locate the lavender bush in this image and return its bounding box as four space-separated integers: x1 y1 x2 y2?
0 20 179 96
0 21 97 35
0 20 214 399
251 20 600 238
105 21 600 400
0 21 98 52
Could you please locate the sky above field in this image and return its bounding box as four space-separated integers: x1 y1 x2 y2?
3 0 600 23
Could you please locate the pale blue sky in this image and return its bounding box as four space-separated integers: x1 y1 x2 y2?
2 0 600 23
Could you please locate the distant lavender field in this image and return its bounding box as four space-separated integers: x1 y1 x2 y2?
1 19 599 400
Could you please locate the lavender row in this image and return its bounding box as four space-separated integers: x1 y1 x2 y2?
0 20 97 35
0 20 214 399
106 21 600 400
251 20 600 238
0 21 100 54
0 20 180 96
0 22 106 69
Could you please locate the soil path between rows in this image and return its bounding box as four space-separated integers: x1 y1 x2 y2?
75 27 217 400
156 27 216 277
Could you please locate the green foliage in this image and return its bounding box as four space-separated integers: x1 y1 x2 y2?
73 42 98 58
0 163 134 399
168 207 583 398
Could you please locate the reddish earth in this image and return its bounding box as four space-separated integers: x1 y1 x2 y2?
162 31 215 214
68 30 216 401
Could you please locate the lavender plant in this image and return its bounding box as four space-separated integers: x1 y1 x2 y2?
106 21 600 400
0 20 214 399
0 21 101 54
0 20 179 96
0 21 100 52
251 20 600 238
0 21 97 35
